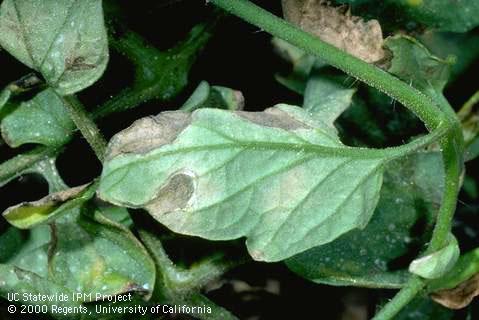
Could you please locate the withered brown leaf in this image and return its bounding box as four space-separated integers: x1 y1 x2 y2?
431 273 479 309
282 0 385 63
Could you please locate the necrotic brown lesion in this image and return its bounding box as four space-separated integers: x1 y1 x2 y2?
235 108 309 131
145 172 195 215
105 112 192 159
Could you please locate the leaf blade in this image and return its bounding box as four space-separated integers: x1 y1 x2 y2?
0 0 109 94
99 105 390 261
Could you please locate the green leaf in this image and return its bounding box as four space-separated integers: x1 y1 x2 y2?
390 0 479 33
272 37 318 94
0 226 83 320
409 233 460 279
0 88 11 111
465 137 479 162
0 227 24 262
181 81 244 112
1 89 74 147
98 204 134 229
49 206 155 299
2 183 93 229
0 203 155 316
98 105 438 262
92 22 213 119
385 35 451 94
286 152 444 288
0 147 60 188
0 264 83 320
303 71 356 127
334 0 479 32
2 226 51 276
0 0 109 95
25 157 68 193
419 31 479 81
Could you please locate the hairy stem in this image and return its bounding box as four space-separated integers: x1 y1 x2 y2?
372 276 424 320
427 93 463 253
138 230 240 319
209 0 447 130
139 230 243 294
61 95 108 161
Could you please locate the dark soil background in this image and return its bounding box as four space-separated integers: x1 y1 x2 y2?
0 0 478 319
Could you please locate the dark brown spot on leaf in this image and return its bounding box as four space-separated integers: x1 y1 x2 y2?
66 56 97 71
146 173 195 215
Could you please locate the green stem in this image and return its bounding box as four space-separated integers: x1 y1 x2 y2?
372 276 424 320
425 91 463 253
458 89 479 120
138 230 240 319
209 0 447 130
61 95 108 161
139 230 243 294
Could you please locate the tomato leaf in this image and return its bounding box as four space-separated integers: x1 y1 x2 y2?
385 35 451 94
0 0 109 94
333 0 479 33
1 89 74 147
2 183 93 229
97 104 438 262
181 81 245 112
0 203 155 307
